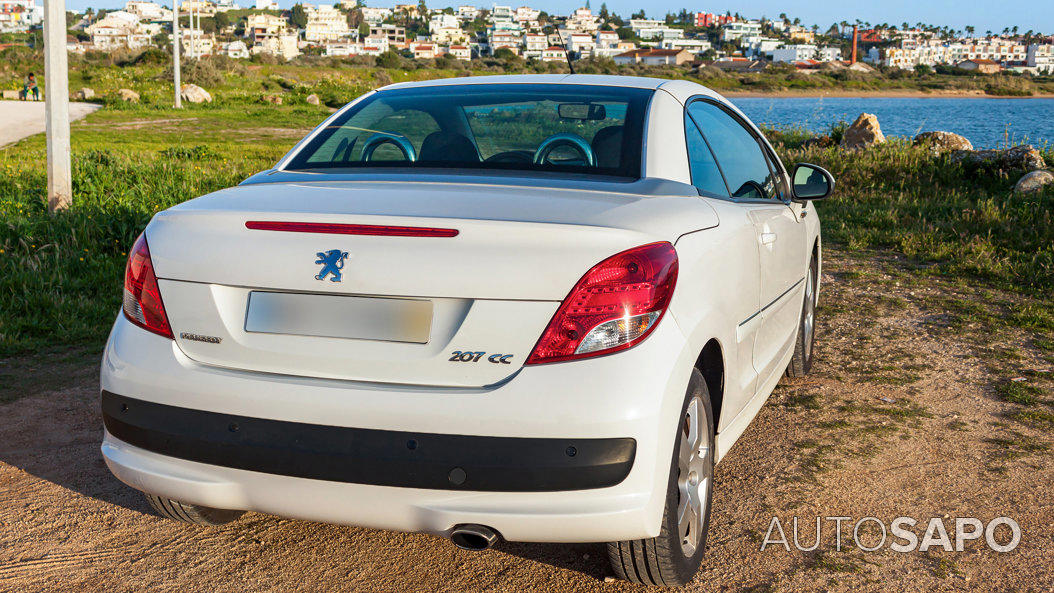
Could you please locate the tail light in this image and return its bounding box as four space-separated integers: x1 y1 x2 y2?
123 233 173 339
525 242 677 365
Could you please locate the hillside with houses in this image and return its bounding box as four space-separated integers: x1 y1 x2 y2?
2 0 1051 77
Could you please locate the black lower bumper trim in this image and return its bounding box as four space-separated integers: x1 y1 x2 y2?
102 391 635 492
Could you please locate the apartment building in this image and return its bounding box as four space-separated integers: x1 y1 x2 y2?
252 32 299 59
721 20 762 42
246 13 286 42
304 4 351 43
693 12 734 28
873 38 1028 69
660 38 712 55
1027 44 1054 74
514 6 539 22
86 11 153 50
370 24 406 44
323 40 363 56
359 7 392 24
0 0 41 32
254 0 279 10
123 0 171 22
769 44 841 63
457 5 479 20
565 32 595 56
566 7 598 32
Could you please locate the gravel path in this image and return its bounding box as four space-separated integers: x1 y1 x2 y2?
0 100 101 147
0 249 1050 592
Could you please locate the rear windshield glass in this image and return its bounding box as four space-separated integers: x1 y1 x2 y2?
285 84 652 180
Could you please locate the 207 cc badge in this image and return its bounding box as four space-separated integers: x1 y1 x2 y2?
315 249 349 282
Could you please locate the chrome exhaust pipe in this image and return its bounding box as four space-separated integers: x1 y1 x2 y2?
449 524 500 551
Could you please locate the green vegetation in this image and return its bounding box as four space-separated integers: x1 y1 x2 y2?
4 45 1054 102
0 71 1051 361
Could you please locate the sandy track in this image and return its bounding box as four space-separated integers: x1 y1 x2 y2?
0 100 102 147
0 249 1050 592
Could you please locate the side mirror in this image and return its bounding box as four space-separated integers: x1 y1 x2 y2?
791 163 835 200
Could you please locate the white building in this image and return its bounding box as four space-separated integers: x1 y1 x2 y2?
304 4 351 43
123 1 171 22
565 32 594 56
769 44 841 63
359 6 391 24
541 46 565 62
323 40 362 56
628 18 663 35
660 38 712 55
514 6 538 22
219 39 250 58
85 11 153 50
254 0 279 10
1027 44 1054 74
429 13 465 44
721 20 762 42
253 32 300 59
873 38 1028 69
0 0 43 32
448 44 471 59
457 5 479 20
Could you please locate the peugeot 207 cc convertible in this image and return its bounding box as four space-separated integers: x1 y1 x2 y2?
102 75 833 586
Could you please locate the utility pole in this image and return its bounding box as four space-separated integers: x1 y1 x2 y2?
43 0 72 212
173 0 182 108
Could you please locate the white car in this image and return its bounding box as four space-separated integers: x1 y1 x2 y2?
101 75 832 586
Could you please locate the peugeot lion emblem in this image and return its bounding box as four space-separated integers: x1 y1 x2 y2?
314 249 349 282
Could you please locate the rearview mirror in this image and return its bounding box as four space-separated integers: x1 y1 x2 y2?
558 103 606 120
791 163 834 200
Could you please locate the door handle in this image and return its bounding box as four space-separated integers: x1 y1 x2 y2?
760 232 776 245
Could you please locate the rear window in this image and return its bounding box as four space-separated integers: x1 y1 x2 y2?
285 84 652 180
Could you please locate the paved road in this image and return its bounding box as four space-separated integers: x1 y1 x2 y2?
0 100 101 147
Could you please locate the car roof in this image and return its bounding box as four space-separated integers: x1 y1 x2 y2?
382 74 686 92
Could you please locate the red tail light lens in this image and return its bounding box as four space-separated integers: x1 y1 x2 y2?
525 242 678 365
123 233 173 339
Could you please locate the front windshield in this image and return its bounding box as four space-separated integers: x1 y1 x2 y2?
285 84 652 180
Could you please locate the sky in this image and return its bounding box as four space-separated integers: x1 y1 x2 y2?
61 0 1054 35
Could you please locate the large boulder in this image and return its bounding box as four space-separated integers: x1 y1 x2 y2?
116 88 139 103
180 83 212 104
840 113 885 149
73 87 95 100
305 93 320 106
950 145 1045 173
914 131 972 153
1014 170 1054 193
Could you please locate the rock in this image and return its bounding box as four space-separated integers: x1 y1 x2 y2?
262 93 283 105
1014 170 1054 193
1 89 18 99
73 87 95 100
913 131 972 153
116 88 139 102
180 83 212 104
305 93 320 106
840 113 885 149
950 144 1045 172
802 135 833 149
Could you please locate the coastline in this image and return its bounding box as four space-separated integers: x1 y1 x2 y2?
721 89 1054 99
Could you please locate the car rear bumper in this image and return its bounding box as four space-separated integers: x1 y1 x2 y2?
100 313 697 542
102 391 636 492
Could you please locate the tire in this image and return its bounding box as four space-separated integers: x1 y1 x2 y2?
607 369 715 587
785 255 818 378
145 493 244 526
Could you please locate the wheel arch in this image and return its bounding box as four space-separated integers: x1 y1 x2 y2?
693 338 724 433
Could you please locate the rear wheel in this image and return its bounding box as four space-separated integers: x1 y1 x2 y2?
786 255 818 378
607 369 714 586
145 493 244 526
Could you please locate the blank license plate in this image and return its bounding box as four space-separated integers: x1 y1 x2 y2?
245 291 433 343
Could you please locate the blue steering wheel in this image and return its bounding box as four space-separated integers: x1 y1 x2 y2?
533 133 597 167
361 133 417 163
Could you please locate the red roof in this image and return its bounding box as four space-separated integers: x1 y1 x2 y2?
545 46 565 51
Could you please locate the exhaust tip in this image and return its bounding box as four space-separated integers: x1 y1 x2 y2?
449 524 500 551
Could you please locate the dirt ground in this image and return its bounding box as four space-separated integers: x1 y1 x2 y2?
0 248 1051 592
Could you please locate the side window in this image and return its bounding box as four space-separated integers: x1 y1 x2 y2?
684 114 729 197
687 101 778 201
